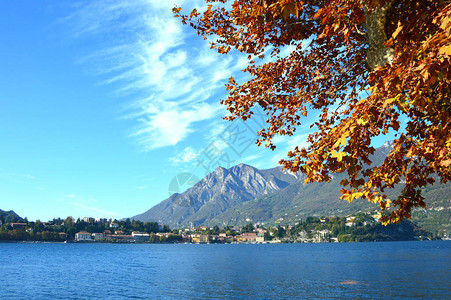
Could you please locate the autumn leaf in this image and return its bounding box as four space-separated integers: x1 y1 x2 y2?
332 151 347 162
439 44 451 56
176 0 451 224
392 23 403 39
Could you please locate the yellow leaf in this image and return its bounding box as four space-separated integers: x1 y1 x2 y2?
332 151 347 162
440 16 451 31
353 192 363 200
357 118 368 125
439 44 451 56
392 23 403 39
382 97 396 109
333 136 347 148
374 196 383 204
336 152 347 162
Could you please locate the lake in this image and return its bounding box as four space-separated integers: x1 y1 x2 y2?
0 241 450 299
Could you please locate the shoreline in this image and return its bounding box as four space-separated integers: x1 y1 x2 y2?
0 239 445 245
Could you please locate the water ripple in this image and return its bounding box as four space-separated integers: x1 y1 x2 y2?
0 241 449 299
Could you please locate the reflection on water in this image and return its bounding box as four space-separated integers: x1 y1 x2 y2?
0 241 450 299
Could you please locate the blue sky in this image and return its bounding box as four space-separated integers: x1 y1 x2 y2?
0 1 394 222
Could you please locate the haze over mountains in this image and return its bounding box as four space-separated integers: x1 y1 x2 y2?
132 142 451 228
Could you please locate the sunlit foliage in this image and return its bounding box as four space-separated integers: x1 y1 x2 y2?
174 0 451 224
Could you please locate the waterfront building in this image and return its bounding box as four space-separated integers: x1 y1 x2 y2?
181 234 191 243
238 232 258 243
191 234 201 243
92 233 104 241
132 232 150 242
75 232 93 241
200 235 210 243
110 234 133 242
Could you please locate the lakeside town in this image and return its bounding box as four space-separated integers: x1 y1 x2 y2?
0 210 440 243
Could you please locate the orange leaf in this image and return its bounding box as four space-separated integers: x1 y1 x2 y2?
313 8 323 19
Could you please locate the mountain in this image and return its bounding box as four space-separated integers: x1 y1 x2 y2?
206 142 397 226
131 163 301 227
132 143 450 232
0 210 23 223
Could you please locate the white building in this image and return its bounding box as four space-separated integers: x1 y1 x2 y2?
132 232 150 242
92 233 104 241
75 232 92 241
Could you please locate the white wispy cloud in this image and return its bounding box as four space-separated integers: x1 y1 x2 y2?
133 176 155 190
60 194 119 217
65 0 245 151
271 151 286 166
72 202 119 217
202 120 231 153
170 146 200 164
132 102 222 150
136 186 150 190
284 133 310 150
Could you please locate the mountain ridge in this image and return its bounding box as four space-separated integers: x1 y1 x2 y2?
131 163 301 226
0 209 23 223
132 145 450 231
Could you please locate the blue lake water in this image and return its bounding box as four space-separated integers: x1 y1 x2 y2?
0 241 450 299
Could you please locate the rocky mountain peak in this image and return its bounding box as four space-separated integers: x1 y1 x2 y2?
131 163 300 227
131 145 450 229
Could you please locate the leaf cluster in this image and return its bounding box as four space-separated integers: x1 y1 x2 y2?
175 0 451 224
